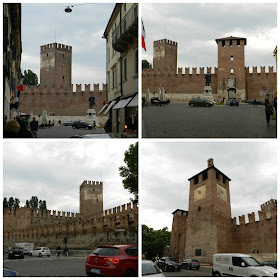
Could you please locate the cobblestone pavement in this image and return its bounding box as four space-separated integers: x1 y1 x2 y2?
142 103 277 138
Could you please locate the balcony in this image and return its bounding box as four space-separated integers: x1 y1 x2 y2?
112 4 138 53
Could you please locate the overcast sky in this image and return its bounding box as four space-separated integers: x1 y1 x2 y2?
21 3 115 88
3 140 137 213
141 141 277 231
142 3 277 73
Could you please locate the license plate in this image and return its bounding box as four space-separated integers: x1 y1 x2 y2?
90 268 101 274
14 255 19 257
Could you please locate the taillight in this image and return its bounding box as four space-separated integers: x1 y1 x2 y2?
124 125 128 129
104 258 120 265
42 250 44 252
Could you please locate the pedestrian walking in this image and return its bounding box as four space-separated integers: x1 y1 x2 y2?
274 96 277 113
64 245 69 257
56 245 61 259
16 116 32 138
30 117 39 138
264 98 274 126
58 120 61 126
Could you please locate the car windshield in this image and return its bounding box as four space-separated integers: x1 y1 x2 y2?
92 247 120 256
242 257 261 267
142 262 161 276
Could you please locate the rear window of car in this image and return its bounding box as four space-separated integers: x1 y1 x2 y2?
142 262 161 276
92 247 120 256
43 248 49 250
125 246 138 256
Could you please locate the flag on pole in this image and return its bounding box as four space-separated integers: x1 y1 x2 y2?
142 19 146 51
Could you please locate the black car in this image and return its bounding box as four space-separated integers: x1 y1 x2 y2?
8 247 24 259
189 98 213 107
72 121 93 129
156 257 181 272
151 97 160 105
3 268 19 277
181 259 200 270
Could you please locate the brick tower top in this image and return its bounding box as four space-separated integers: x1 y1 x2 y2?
153 39 178 74
40 42 72 87
79 180 103 218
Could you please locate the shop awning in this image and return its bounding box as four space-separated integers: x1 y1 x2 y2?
98 104 108 114
126 94 138 107
104 100 116 114
113 97 133 110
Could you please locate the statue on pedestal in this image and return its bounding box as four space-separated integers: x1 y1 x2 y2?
205 72 211 86
89 94 95 109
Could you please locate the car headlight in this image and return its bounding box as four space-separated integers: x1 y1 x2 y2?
262 269 274 275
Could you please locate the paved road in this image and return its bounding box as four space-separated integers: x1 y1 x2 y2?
163 266 212 277
34 126 107 138
143 103 277 138
3 255 87 277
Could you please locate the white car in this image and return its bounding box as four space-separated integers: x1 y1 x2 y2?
212 253 277 277
30 247 51 257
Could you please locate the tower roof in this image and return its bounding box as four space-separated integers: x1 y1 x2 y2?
215 36 247 45
188 164 231 181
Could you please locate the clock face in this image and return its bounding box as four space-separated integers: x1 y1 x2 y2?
194 184 206 201
217 184 227 201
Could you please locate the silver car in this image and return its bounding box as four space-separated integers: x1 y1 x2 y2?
142 260 165 277
30 247 51 257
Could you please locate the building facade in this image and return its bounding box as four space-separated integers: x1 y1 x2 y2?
3 3 22 120
102 3 138 135
3 181 138 249
143 36 276 103
170 159 277 264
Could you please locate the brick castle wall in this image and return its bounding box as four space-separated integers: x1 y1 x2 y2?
3 203 138 249
18 83 107 117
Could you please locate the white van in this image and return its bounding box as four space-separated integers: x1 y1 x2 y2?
212 253 277 277
15 243 34 255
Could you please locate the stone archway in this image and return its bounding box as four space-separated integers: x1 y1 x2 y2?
228 87 236 99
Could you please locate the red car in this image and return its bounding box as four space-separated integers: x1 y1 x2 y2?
85 245 138 277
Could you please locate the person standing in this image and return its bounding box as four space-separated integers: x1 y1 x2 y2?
264 98 274 126
30 117 39 138
56 245 61 259
274 96 277 113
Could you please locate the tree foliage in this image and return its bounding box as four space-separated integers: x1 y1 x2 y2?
142 60 152 70
142 224 171 260
22 69 38 86
25 196 47 213
119 142 138 203
3 197 20 213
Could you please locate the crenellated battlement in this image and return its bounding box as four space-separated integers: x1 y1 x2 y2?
232 199 277 226
41 43 72 52
154 39 177 46
245 66 276 74
80 180 103 191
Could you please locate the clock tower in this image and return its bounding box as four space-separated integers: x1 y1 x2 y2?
184 158 233 263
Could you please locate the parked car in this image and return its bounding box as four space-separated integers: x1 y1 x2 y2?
63 121 75 126
30 247 51 257
181 259 200 270
15 243 34 255
7 247 24 259
247 99 264 105
142 260 165 277
226 98 239 106
85 245 138 277
189 98 213 107
151 97 160 105
72 121 93 129
3 268 19 277
212 253 277 277
156 257 181 272
260 261 277 269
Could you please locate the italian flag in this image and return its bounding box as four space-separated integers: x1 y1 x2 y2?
142 19 146 51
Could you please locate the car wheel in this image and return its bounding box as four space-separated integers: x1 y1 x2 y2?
206 104 210 107
164 266 168 272
124 269 137 277
39 253 42 257
214 272 221 276
190 103 194 107
178 267 181 271
47 255 50 257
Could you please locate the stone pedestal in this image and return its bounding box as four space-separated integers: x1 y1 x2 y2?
85 108 99 126
203 86 214 102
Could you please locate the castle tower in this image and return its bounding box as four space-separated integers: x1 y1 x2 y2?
153 39 177 74
40 43 72 86
185 158 233 263
216 36 246 101
79 180 103 218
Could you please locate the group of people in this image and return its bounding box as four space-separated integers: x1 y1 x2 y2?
56 245 68 258
3 115 39 138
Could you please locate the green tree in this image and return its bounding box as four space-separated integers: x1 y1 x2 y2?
142 224 171 260
39 200 47 213
3 197 9 213
142 60 151 70
29 196 39 212
119 142 138 203
22 69 38 86
8 197 14 212
13 198 20 213
25 200 30 208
